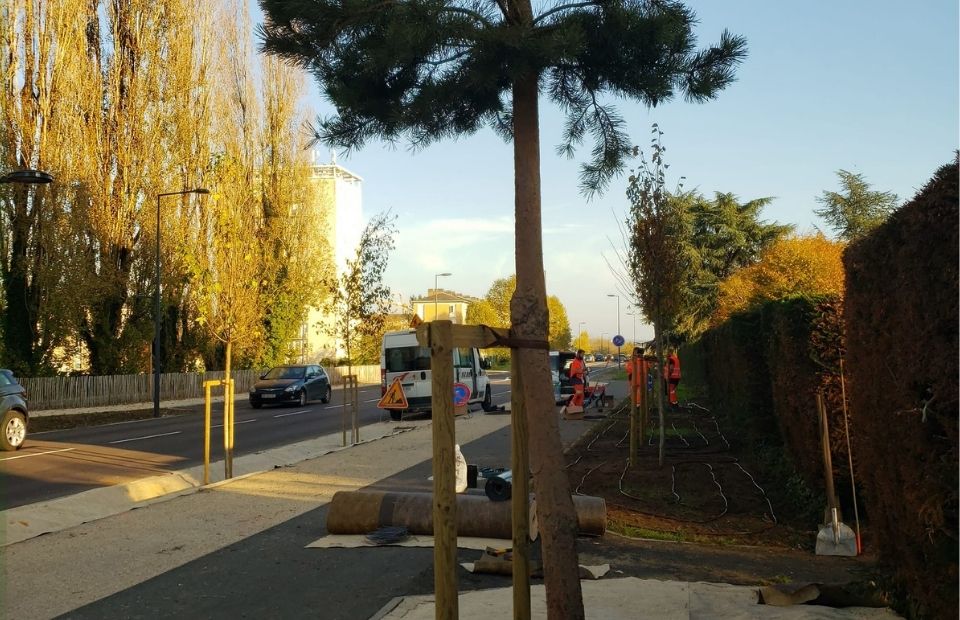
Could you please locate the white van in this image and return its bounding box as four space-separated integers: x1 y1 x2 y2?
380 329 493 421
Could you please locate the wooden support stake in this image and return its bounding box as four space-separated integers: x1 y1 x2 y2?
511 355 531 620
203 381 213 485
421 321 458 620
629 360 638 467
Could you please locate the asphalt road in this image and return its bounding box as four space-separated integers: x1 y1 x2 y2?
0 373 516 510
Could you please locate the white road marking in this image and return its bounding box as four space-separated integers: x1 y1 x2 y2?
272 409 311 418
108 431 182 444
212 419 257 429
0 447 76 461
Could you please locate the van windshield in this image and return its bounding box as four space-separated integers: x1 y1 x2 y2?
385 346 432 372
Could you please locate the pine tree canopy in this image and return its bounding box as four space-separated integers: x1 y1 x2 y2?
258 0 746 193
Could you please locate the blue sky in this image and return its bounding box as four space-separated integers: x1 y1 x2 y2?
259 1 959 345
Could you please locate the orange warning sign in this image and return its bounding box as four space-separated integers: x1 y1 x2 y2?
409 314 423 328
378 378 409 410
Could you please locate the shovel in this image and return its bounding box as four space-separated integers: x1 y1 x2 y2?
815 391 857 556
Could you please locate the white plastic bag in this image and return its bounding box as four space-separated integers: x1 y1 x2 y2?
454 444 468 493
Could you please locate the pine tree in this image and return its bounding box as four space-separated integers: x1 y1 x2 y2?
258 2 746 615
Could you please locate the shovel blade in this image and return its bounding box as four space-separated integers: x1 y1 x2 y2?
815 522 858 556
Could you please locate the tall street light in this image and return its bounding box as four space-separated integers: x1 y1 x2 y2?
155 188 209 418
434 272 452 321
608 293 621 368
626 310 638 348
1 169 53 381
1 169 54 185
577 321 586 350
600 333 607 356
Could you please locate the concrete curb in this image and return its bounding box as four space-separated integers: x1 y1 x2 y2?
2 421 414 546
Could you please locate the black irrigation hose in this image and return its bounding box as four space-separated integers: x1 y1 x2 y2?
671 422 690 448
669 461 728 522
691 419 710 446
575 460 607 495
712 418 731 449
734 462 779 524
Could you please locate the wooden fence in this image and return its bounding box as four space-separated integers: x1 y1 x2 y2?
21 365 380 411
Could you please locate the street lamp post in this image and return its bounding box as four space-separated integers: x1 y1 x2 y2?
434 272 452 321
600 333 608 356
577 321 586 350
155 188 209 418
608 294 621 368
1 169 53 378
626 310 638 348
1 169 54 185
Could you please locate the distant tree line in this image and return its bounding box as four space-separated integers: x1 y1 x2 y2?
0 0 333 376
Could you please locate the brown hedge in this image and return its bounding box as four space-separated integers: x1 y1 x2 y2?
762 297 854 500
686 296 846 520
843 159 958 619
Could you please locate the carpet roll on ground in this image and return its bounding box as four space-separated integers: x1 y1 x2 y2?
326 490 606 538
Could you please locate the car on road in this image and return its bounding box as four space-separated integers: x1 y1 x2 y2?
249 364 332 408
1 369 28 451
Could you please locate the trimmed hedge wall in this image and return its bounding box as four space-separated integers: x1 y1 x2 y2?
843 160 958 619
684 296 846 518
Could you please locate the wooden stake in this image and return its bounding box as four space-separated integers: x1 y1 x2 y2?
421 321 458 620
511 355 531 619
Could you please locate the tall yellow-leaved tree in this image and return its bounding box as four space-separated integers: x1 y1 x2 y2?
714 234 846 323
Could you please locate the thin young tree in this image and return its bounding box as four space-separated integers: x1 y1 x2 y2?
626 125 693 466
258 2 745 615
322 213 397 382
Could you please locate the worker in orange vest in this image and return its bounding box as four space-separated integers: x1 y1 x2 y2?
664 350 681 406
567 349 587 412
625 346 645 406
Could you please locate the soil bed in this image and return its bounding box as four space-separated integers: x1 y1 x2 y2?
565 401 817 550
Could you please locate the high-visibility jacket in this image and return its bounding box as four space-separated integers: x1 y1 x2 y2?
569 357 586 382
666 353 681 380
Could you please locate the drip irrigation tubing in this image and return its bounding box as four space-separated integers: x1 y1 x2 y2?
671 422 691 448
575 398 780 531
575 460 608 495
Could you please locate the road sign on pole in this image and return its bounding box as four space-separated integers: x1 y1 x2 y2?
612 335 625 347
378 378 409 410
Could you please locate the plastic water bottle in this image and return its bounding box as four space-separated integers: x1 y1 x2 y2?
454 444 468 493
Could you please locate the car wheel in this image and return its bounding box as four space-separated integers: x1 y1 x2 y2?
1 409 27 451
390 410 403 422
321 386 331 404
482 387 493 411
251 401 262 410
298 390 307 407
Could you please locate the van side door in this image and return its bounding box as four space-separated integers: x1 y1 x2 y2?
454 348 478 399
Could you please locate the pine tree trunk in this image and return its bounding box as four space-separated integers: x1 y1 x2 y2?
512 68 585 619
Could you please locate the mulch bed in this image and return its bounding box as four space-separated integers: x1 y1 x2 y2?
565 401 814 550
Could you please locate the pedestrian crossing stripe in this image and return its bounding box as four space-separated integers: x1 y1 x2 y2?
378 378 409 410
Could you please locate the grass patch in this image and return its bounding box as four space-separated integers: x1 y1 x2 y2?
30 407 194 433
608 520 687 542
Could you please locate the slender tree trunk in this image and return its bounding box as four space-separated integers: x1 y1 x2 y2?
511 66 585 618
655 315 666 467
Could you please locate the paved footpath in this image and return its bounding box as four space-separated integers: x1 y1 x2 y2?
1 381 898 619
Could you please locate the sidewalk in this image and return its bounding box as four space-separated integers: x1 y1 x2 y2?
2 380 899 619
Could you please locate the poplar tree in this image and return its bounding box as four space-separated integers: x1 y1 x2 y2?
258 1 746 615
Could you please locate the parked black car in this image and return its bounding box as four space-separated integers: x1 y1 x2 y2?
1 369 28 451
249 364 332 408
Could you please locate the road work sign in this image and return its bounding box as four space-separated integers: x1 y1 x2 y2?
378 378 409 410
